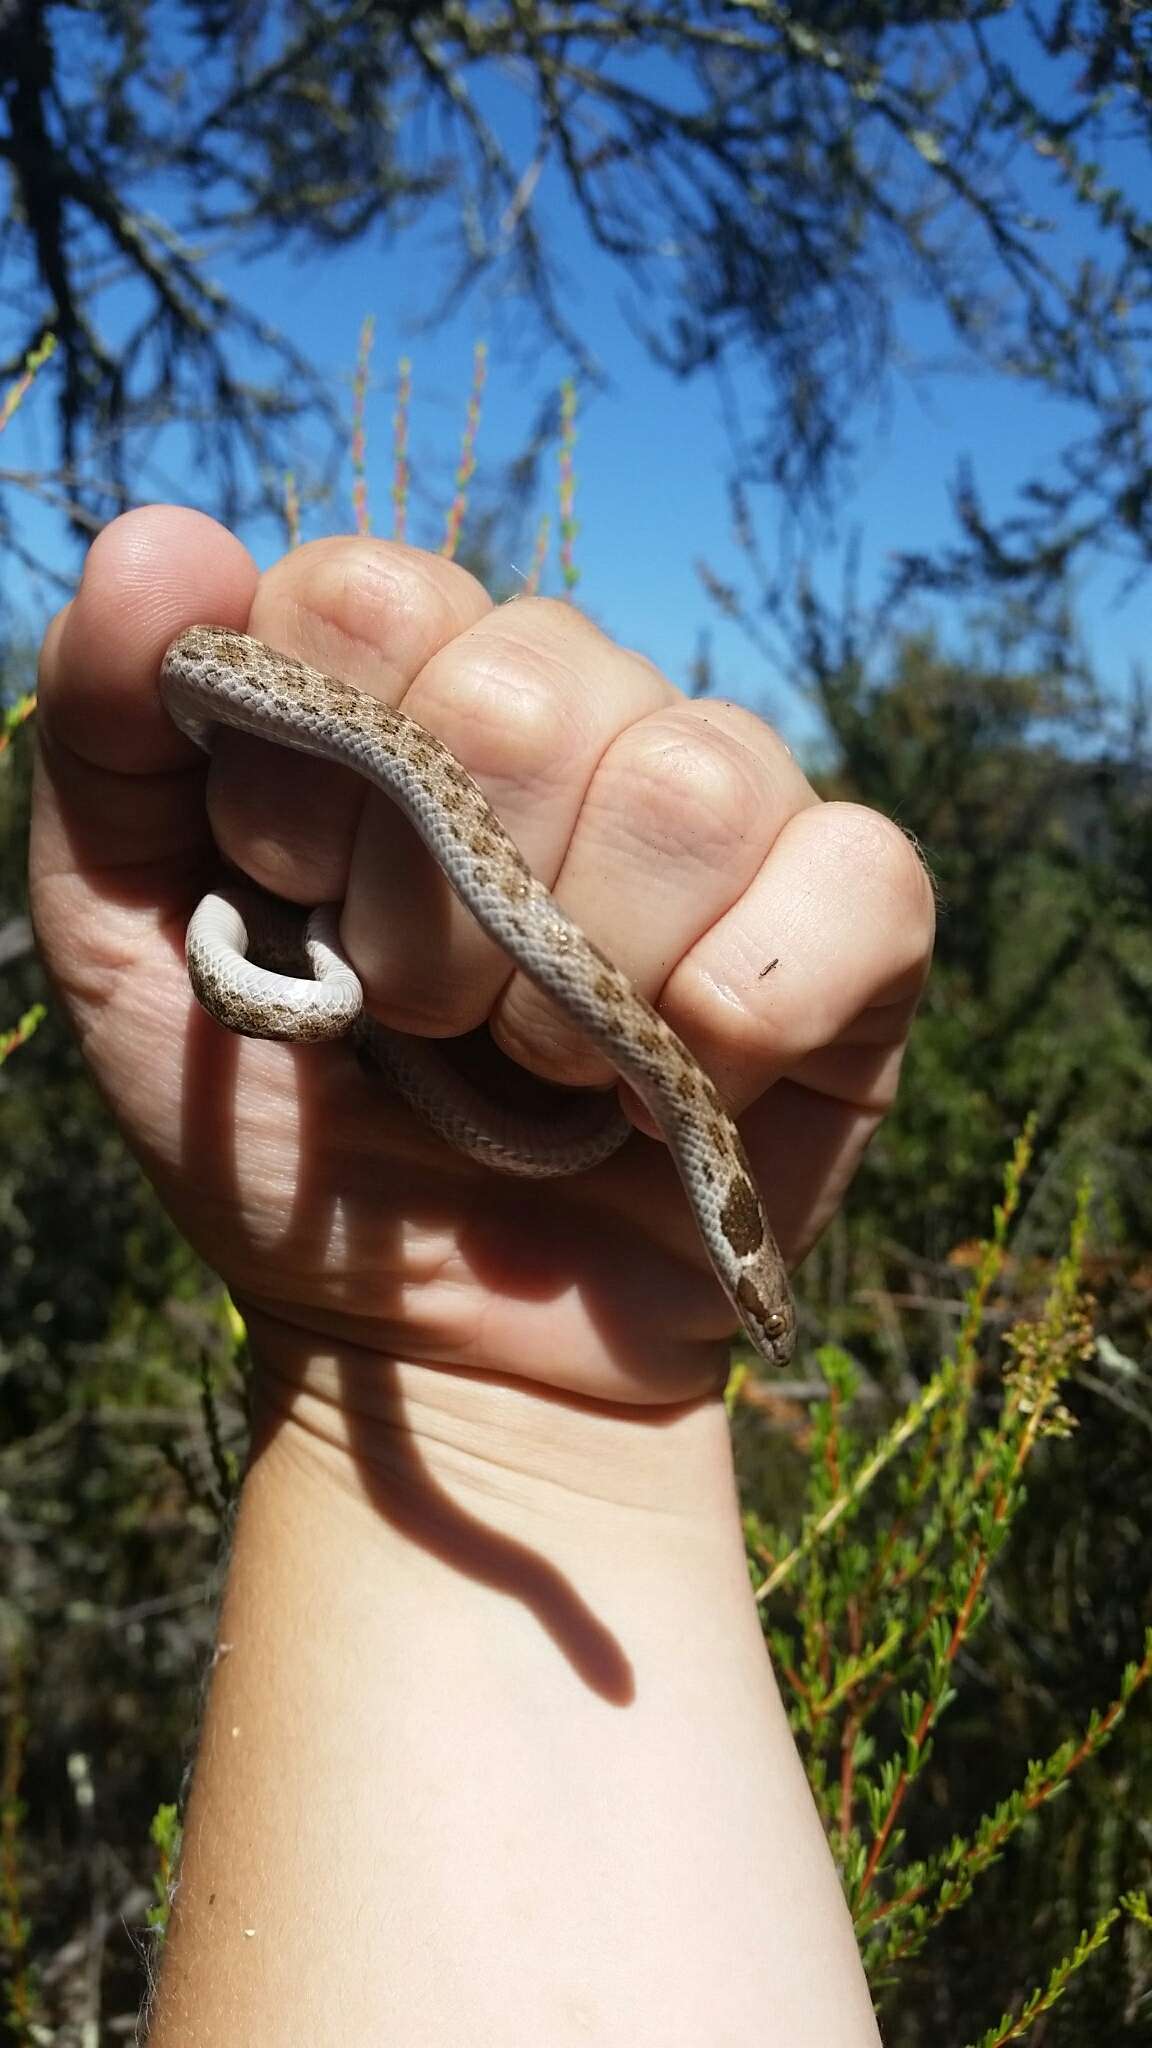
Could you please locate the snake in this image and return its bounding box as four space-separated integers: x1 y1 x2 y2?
159 626 796 1368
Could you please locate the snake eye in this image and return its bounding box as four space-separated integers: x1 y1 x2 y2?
762 1309 795 1367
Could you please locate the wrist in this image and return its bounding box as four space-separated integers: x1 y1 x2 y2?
244 1309 748 1569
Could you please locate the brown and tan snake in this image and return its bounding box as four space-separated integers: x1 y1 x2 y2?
159 626 796 1367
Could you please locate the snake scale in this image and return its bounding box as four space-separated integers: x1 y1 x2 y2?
159 626 796 1367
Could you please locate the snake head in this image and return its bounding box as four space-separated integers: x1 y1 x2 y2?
735 1272 797 1368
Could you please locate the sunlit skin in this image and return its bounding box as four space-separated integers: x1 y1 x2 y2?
31 507 934 2045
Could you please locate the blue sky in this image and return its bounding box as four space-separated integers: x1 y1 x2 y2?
4 18 1147 757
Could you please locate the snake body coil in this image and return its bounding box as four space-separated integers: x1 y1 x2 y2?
160 626 796 1367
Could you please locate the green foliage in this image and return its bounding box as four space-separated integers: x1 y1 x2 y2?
964 1906 1128 2048
0 699 245 2030
709 606 1152 1465
0 1651 49 2045
146 1804 182 1938
713 569 1152 2040
829 631 1152 1258
0 1006 44 1068
744 1135 1152 2038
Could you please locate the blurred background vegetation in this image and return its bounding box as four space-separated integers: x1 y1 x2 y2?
2 2 1151 2040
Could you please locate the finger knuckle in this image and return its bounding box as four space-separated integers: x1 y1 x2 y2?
259 538 487 682
599 716 765 867
425 643 586 793
825 802 936 929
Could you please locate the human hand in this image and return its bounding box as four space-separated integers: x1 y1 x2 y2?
31 507 934 1409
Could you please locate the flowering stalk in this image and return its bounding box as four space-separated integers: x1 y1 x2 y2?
854 1192 1097 1907
441 340 487 559
522 512 550 596
391 356 412 543
558 378 579 592
282 469 301 550
352 314 375 537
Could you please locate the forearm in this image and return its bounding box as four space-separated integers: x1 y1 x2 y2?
147 1330 879 2046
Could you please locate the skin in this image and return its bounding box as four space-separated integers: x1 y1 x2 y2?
30 506 935 2045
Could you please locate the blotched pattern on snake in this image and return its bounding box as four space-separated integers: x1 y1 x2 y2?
159 626 796 1367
